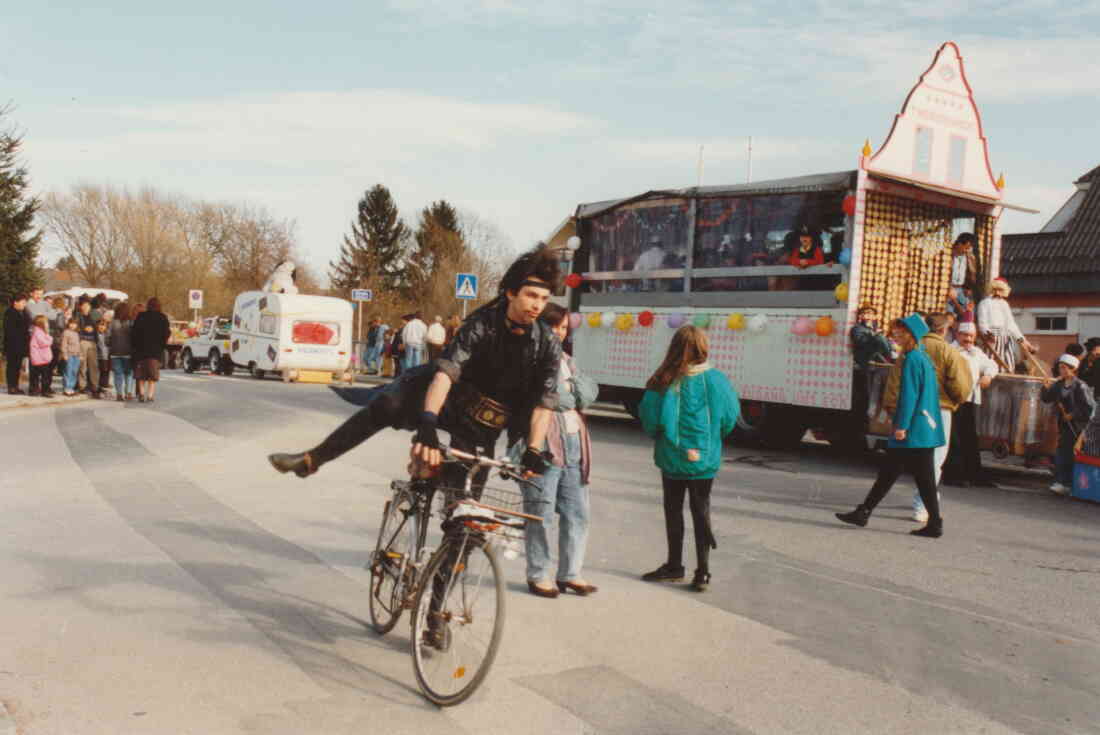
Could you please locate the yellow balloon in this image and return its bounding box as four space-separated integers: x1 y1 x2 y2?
616 313 634 331
727 313 745 330
587 312 602 328
834 283 849 302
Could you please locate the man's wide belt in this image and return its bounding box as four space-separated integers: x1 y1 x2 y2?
467 394 510 430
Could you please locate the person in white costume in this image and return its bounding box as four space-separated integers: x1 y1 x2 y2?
263 261 299 295
977 277 1034 371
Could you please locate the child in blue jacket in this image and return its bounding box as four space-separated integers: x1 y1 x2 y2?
836 313 946 537
639 325 740 591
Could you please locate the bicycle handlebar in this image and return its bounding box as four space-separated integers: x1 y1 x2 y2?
443 446 524 477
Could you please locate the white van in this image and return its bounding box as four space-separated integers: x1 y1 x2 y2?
230 291 354 383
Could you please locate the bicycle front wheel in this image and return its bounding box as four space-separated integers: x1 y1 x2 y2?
369 491 418 634
410 534 504 706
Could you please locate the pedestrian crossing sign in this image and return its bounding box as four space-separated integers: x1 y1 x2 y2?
455 273 478 300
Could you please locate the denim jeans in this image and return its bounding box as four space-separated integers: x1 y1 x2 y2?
1054 427 1076 486
522 432 589 583
403 345 424 371
64 356 81 391
112 356 134 396
369 343 386 372
913 408 951 513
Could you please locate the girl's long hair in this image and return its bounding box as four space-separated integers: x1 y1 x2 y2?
646 325 709 391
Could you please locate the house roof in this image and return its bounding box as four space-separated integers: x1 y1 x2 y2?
1075 164 1100 184
1001 164 1100 292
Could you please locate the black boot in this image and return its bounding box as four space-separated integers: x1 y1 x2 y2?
268 452 318 478
835 505 871 527
910 519 943 538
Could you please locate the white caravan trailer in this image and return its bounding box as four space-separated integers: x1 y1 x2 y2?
230 291 354 383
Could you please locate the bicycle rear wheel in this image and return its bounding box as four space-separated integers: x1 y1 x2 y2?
369 490 419 634
410 534 504 706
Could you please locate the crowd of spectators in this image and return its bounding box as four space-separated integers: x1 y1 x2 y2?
3 290 171 403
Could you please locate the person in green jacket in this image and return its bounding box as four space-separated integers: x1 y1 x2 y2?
638 325 740 591
836 313 947 538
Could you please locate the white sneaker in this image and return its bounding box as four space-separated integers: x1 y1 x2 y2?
912 508 929 523
1049 482 1069 496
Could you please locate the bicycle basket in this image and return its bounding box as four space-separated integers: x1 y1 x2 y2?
441 483 546 540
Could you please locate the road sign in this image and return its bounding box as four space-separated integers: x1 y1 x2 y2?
351 289 373 302
188 289 203 309
455 273 478 300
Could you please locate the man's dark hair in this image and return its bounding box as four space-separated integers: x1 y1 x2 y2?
10 293 28 304
499 243 561 296
954 233 976 246
1066 342 1085 357
541 302 568 327
147 297 162 312
925 312 951 333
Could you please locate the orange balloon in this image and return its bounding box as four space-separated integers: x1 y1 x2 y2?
815 316 835 337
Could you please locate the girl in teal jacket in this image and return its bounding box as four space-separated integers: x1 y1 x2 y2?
836 313 946 538
638 325 740 591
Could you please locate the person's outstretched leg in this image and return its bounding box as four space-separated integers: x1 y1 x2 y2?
837 449 905 526
644 475 687 581
270 389 406 477
686 478 715 591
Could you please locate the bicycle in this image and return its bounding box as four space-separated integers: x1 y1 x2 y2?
367 446 544 706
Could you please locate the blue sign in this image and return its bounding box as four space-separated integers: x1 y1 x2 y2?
455 273 478 300
351 289 373 302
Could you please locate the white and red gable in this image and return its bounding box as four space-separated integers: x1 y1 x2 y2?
863 41 1002 201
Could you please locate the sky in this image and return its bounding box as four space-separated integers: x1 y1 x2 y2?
5 0 1100 286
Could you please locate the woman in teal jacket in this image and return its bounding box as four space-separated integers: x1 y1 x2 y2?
638 325 740 591
836 313 947 537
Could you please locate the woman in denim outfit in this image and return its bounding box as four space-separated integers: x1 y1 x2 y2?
522 303 599 599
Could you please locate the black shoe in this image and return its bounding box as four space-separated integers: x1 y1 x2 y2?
835 505 871 527
911 521 943 538
690 570 711 592
269 452 317 478
642 563 685 582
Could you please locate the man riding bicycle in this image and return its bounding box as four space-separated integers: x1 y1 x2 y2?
268 243 563 482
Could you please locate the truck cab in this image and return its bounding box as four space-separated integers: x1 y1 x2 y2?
180 317 234 375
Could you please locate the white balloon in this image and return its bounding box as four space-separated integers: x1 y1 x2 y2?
601 311 617 328
566 235 582 251
747 314 768 333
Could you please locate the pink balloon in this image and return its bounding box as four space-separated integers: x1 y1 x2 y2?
569 312 582 329
791 316 815 336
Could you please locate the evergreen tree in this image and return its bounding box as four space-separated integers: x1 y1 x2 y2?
407 200 465 294
0 111 41 304
329 184 410 294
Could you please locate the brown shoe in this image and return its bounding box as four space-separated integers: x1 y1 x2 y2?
527 581 560 599
268 452 317 478
557 580 598 596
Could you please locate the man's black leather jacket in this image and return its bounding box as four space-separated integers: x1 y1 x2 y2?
437 299 561 434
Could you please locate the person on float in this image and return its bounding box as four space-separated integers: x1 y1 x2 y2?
849 304 893 434
835 314 946 538
977 277 1036 372
1080 337 1100 401
883 312 971 522
942 322 999 488
1041 354 1095 495
787 225 824 268
947 233 978 317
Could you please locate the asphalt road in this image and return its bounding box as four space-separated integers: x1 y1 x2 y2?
2 370 1098 735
